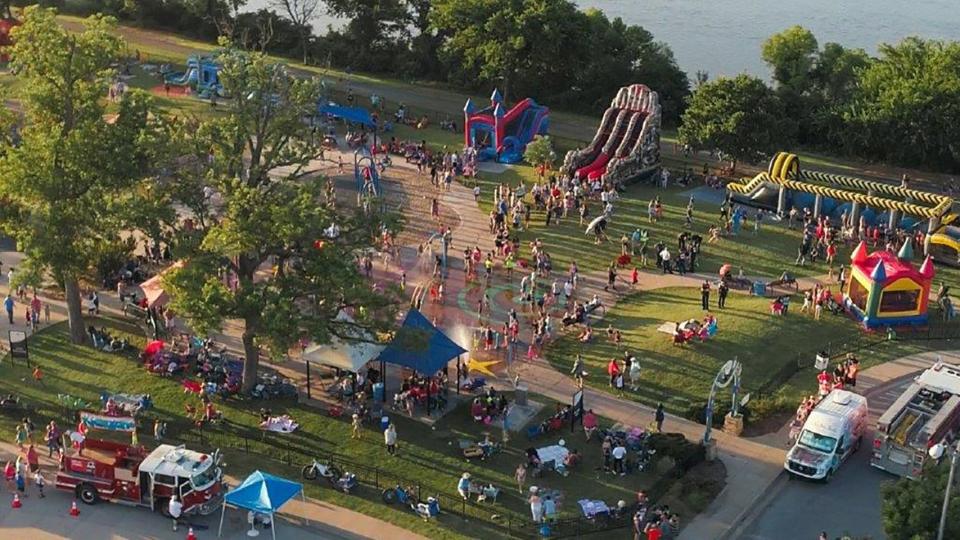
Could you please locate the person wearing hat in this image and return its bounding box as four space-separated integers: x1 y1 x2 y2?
457 472 471 500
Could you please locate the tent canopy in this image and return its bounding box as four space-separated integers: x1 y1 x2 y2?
139 260 184 308
377 309 467 375
302 311 385 372
224 470 303 515
317 104 376 128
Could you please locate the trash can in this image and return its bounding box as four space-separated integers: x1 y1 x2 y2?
515 384 528 406
373 382 385 403
380 415 390 431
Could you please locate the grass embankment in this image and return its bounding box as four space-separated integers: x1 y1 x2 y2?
0 318 703 538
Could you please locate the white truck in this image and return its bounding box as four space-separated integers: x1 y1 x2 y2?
871 360 960 479
785 389 868 481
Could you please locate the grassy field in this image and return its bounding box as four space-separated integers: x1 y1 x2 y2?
544 287 864 417
0 318 706 538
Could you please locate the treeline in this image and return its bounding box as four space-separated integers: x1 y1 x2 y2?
680 26 960 173
42 0 690 123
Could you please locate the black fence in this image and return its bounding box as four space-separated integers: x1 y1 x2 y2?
750 320 960 401
160 416 654 539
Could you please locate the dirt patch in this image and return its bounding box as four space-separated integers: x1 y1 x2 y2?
742 410 792 437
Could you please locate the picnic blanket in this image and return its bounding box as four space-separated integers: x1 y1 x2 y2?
578 499 610 518
260 416 299 433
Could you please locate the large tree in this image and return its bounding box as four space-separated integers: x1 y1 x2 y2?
840 37 960 171
430 0 586 101
0 8 171 344
271 0 320 64
678 74 793 169
323 0 409 70
882 458 960 539
762 25 818 94
165 45 398 392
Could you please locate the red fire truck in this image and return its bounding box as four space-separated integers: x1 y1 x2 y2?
56 437 224 516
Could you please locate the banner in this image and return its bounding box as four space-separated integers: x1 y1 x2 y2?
80 412 136 432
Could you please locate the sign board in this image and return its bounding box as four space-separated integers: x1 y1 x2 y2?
570 390 584 432
8 330 27 365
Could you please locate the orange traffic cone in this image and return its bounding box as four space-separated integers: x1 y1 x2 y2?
11 493 21 508
69 500 80 517
186 527 197 540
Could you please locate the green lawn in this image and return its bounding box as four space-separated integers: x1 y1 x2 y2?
545 287 862 417
470 169 843 278
0 318 698 538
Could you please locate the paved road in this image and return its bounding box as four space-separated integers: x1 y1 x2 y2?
741 380 910 540
0 478 357 540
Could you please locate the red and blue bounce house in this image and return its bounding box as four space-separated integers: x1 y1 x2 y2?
842 240 934 329
463 89 549 164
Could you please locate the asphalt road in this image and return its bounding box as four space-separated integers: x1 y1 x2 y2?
0 476 357 540
740 381 910 540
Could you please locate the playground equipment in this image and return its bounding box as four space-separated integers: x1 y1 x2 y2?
164 54 223 97
561 84 661 185
843 240 934 329
463 89 549 164
728 152 954 233
354 147 381 197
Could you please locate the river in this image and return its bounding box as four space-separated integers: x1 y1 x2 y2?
243 0 960 78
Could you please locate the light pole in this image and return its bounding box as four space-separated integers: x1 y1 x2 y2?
928 441 960 540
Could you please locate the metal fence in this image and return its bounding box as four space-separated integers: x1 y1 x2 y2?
750 320 960 400
160 415 676 539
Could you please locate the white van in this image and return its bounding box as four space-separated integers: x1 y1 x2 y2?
784 389 868 481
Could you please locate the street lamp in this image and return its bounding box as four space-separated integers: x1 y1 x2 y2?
928 440 960 540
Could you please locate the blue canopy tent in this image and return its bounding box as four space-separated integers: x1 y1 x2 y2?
316 104 376 128
218 470 306 540
377 309 468 411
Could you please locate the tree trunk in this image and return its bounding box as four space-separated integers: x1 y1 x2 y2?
63 278 86 344
240 315 260 393
301 31 309 65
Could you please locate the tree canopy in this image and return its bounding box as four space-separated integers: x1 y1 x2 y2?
882 458 960 539
164 45 398 391
0 7 172 343
840 38 960 171
678 74 792 167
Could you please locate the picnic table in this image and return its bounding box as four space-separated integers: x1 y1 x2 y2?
536 444 570 468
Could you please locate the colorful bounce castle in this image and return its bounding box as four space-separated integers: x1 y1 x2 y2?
463 89 549 164
164 54 223 98
561 84 661 184
843 240 935 329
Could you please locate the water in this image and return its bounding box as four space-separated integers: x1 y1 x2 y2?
244 0 960 77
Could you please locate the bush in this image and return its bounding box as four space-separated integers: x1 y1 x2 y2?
683 401 751 427
648 433 705 474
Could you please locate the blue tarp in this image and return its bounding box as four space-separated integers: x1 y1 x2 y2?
378 309 467 375
224 470 303 514
317 104 376 128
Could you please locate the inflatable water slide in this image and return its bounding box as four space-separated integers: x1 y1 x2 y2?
561 84 661 184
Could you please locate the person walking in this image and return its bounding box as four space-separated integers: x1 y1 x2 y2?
515 463 527 494
655 403 665 433
384 423 397 456
629 357 641 391
717 282 729 309
351 414 362 439
4 294 13 324
168 494 183 531
571 354 586 388
700 281 710 310
33 469 45 498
